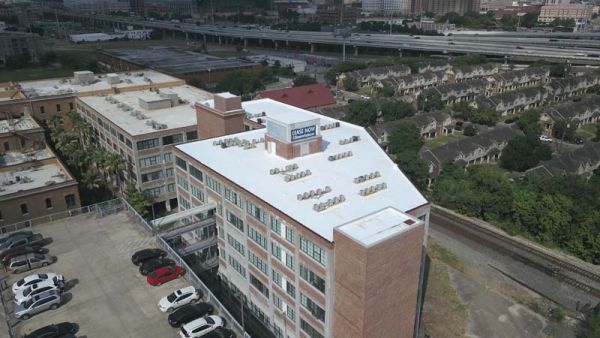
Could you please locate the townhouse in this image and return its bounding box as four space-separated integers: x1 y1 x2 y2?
526 142 600 178
380 71 448 96
344 64 411 86
539 95 600 135
484 67 551 94
424 79 487 105
472 87 549 116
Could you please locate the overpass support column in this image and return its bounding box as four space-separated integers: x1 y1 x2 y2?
172 30 176 38
244 39 248 48
354 46 358 56
258 38 262 46
274 41 279 50
286 40 289 47
218 36 222 45
203 34 207 48
310 43 314 53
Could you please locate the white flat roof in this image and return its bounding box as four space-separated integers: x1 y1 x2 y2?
336 207 421 246
17 70 181 99
79 85 212 136
177 99 428 242
0 163 69 196
0 116 40 134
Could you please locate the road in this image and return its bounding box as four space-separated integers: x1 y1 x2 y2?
52 10 600 63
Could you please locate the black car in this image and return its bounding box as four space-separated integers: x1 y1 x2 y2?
131 248 167 266
139 258 175 275
24 322 78 338
168 303 214 327
575 137 585 145
203 327 236 338
1 245 48 265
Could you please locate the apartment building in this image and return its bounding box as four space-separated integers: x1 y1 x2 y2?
75 85 212 211
173 94 430 338
538 4 593 24
0 115 80 226
0 70 184 126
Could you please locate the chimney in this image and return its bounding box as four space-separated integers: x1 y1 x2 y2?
196 93 245 140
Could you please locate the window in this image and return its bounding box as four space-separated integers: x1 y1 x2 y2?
301 319 325 338
285 253 295 271
248 250 268 275
165 168 174 177
224 187 242 208
139 155 161 168
144 186 162 197
163 133 184 145
118 133 125 143
286 281 296 298
286 306 295 321
186 130 198 141
56 104 61 112
300 237 326 266
228 255 246 278
3 142 8 151
40 106 45 114
141 170 162 183
178 197 190 210
271 242 282 261
247 226 267 250
206 176 221 194
246 200 267 224
110 127 117 137
176 175 189 190
189 166 203 182
226 210 244 232
0 210 3 220
285 227 294 243
45 198 52 209
20 203 28 215
227 234 245 257
300 293 325 322
300 264 325 294
69 102 74 110
272 269 283 288
250 274 269 298
167 183 176 193
175 156 187 170
163 152 172 163
191 185 204 202
137 138 159 150
125 139 132 148
65 195 76 208
273 293 282 311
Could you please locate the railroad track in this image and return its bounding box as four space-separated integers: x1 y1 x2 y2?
431 207 600 299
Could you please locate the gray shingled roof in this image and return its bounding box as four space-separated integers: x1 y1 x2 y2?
543 95 600 121
526 142 600 177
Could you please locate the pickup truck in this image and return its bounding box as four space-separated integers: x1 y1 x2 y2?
0 234 48 254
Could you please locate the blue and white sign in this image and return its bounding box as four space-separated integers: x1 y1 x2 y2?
291 125 317 141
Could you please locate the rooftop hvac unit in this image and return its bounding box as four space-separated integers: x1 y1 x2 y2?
145 120 154 126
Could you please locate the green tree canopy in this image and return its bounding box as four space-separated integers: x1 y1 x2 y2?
387 121 423 154
380 100 415 122
344 100 378 127
293 75 317 87
499 136 552 172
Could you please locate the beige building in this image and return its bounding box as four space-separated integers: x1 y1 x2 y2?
173 95 430 338
75 84 212 212
538 4 593 24
0 115 80 227
0 70 184 128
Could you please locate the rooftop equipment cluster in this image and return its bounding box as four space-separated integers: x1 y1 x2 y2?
284 169 311 182
353 171 381 184
328 151 353 161
359 183 387 196
313 194 346 212
297 186 332 201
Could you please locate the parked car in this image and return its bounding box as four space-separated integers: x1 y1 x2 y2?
131 248 167 266
1 245 48 266
180 315 224 338
23 322 78 338
139 258 175 275
539 135 553 142
0 234 48 254
203 327 236 338
8 253 54 274
0 231 33 244
574 137 585 145
15 277 63 305
159 286 202 312
147 265 185 286
14 289 61 320
0 233 33 252
169 303 214 327
12 273 64 294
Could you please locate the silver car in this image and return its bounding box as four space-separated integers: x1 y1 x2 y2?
14 289 61 320
8 253 54 274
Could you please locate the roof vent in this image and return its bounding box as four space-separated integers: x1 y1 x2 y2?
353 171 381 184
313 194 346 212
339 135 360 145
269 163 298 175
284 169 311 182
359 183 388 196
328 151 353 161
320 121 341 131
297 185 331 200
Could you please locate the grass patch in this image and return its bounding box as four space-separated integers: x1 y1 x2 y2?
576 123 597 140
428 239 468 274
424 134 465 148
423 260 469 338
0 66 76 82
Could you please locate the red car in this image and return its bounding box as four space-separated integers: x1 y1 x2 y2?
146 265 185 286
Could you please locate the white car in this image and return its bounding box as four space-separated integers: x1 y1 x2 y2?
14 279 59 305
180 315 224 338
539 135 553 142
12 273 63 294
158 286 201 313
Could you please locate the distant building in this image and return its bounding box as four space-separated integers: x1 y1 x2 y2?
539 95 600 136
97 47 262 86
526 142 600 178
316 5 360 26
362 0 412 15
472 87 549 116
423 0 480 16
479 0 513 12
538 4 593 25
255 84 336 111
0 114 80 227
0 31 42 65
129 0 144 16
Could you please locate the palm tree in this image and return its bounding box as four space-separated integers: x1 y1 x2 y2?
103 153 127 196
80 171 102 203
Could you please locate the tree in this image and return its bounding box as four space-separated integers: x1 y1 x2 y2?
380 100 415 121
103 153 127 195
452 54 486 66
517 109 542 136
470 108 499 126
395 150 428 189
552 120 577 142
500 136 552 172
5 54 29 69
80 171 102 203
344 100 378 127
292 75 317 87
378 83 395 97
343 77 359 91
593 123 600 142
387 121 423 154
417 92 443 112
215 70 266 98
124 183 151 218
463 124 478 136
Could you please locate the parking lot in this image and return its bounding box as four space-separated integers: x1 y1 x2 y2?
0 211 194 338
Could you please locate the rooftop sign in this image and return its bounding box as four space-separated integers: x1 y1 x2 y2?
291 125 317 142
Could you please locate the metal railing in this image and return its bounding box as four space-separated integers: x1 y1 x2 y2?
0 198 250 338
